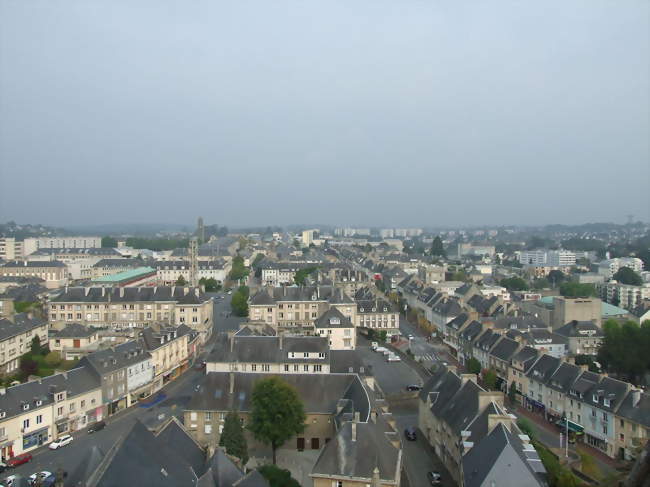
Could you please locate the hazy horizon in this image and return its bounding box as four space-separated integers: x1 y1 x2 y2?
1 0 648 227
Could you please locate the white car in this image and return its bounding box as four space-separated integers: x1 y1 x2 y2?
375 347 387 354
387 354 401 362
29 471 53 484
49 434 73 449
4 476 17 487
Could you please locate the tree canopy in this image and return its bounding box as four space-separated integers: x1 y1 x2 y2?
101 236 118 248
559 282 596 298
258 465 301 487
219 411 248 466
466 357 481 375
229 256 249 282
294 267 317 285
612 266 642 286
501 276 528 291
199 277 221 292
248 376 306 464
597 320 650 384
175 275 187 286
230 286 249 317
430 236 445 257
547 270 566 286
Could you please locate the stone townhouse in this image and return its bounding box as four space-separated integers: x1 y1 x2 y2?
139 324 193 392
518 329 567 359
0 366 101 458
156 259 230 286
315 308 356 350
507 346 540 403
79 341 154 415
418 366 545 486
472 328 501 371
48 286 213 342
456 319 484 366
248 286 356 334
430 297 462 336
541 362 584 427
0 260 68 289
486 336 520 389
0 313 48 376
525 354 562 415
615 389 650 460
184 372 368 452
206 333 330 374
354 293 400 335
554 320 604 356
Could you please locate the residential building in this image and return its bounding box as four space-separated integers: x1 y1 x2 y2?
0 238 24 260
91 258 144 279
139 324 193 391
551 296 602 329
0 261 68 289
184 372 368 451
598 282 650 311
615 389 650 461
598 257 644 279
78 341 154 415
205 334 330 374
156 260 230 286
22 236 102 255
302 229 318 247
554 320 604 356
519 250 576 267
49 323 102 360
315 308 356 350
355 296 399 334
26 248 123 279
48 286 213 341
0 313 48 375
507 346 540 403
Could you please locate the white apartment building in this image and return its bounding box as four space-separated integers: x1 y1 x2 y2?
22 237 101 256
480 286 511 302
0 238 24 260
599 282 650 310
519 250 576 267
598 257 644 279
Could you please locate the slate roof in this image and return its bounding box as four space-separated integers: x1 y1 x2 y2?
31 248 120 256
314 307 354 329
526 354 561 383
206 334 329 364
93 258 143 268
474 329 500 353
431 297 462 316
511 346 539 372
311 415 400 482
139 324 193 352
584 376 630 413
616 390 650 427
459 320 484 344
51 286 209 303
489 337 520 362
1 260 66 268
546 362 583 393
570 370 601 395
187 373 367 416
463 423 545 487
356 298 395 314
0 283 48 302
50 322 97 338
232 470 269 487
79 340 151 375
554 320 604 338
0 312 46 341
493 316 548 331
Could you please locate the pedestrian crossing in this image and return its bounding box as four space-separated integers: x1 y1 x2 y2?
415 354 436 362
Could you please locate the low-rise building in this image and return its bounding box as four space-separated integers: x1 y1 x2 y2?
90 267 158 287
139 324 193 391
355 296 399 334
0 261 67 289
554 320 603 356
91 258 143 279
0 313 48 376
156 260 230 286
49 323 102 360
315 308 356 350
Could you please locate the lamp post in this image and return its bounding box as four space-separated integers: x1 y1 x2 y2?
562 412 569 458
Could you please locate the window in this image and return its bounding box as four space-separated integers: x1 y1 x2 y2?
304 365 309 372
23 419 29 429
603 424 608 435
204 424 212 434
57 406 63 416
284 365 289 372
205 412 212 421
251 364 257 371
36 415 43 424
81 400 86 408
293 365 299 372
314 365 322 372
190 412 197 421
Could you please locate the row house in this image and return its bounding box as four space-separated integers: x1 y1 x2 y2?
0 261 68 289
507 346 539 400
0 367 102 458
139 324 193 392
430 298 462 335
156 259 230 286
206 334 330 374
26 247 122 280
315 308 356 350
456 319 484 365
472 329 501 371
248 286 356 334
486 336 520 389
443 313 472 357
554 320 604 356
355 296 400 334
0 313 48 375
49 286 213 342
418 366 545 486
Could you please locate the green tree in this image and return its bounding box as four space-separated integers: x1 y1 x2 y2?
258 465 301 487
20 355 38 378
508 381 517 404
231 286 250 317
44 351 63 368
466 357 482 375
483 368 497 390
597 319 650 383
294 267 317 285
30 335 42 355
501 276 528 291
559 282 596 298
516 418 535 440
612 266 642 286
219 411 249 466
175 275 187 286
101 236 118 248
199 277 221 292
430 236 445 257
229 256 249 282
547 270 566 287
248 377 306 464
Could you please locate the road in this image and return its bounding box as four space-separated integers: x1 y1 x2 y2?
2 292 237 485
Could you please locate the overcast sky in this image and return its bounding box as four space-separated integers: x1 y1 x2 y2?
1 0 648 228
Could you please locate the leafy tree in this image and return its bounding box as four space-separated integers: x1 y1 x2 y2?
508 381 517 404
30 336 42 355
466 357 481 375
430 236 445 257
248 377 306 464
612 266 642 286
175 275 187 286
231 286 250 317
258 465 301 487
483 368 497 390
597 320 650 384
294 267 317 285
20 355 38 378
101 236 118 248
501 277 528 291
14 301 37 313
516 418 536 440
559 282 596 298
547 270 566 287
531 278 550 290
229 256 249 282
219 411 249 466
378 330 388 342
44 351 63 368
199 277 221 292
451 270 468 282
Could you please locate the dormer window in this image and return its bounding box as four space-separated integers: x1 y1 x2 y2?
603 398 611 408
593 394 598 402
0 411 5 419
22 403 29 411
35 400 42 407
360 308 364 312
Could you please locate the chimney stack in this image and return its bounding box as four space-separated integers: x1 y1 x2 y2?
487 413 513 434
279 335 283 350
478 391 504 411
632 389 641 408
229 372 235 394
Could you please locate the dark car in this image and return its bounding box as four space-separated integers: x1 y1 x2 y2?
6 452 32 467
406 384 422 392
427 471 442 484
404 427 417 441
87 420 106 433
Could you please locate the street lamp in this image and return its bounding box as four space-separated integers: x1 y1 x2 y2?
561 412 569 458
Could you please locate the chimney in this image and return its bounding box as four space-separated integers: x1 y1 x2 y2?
461 373 477 385
195 288 199 298
85 287 90 296
478 391 504 411
488 413 513 434
279 335 283 350
371 466 380 487
229 372 235 394
119 288 124 298
351 422 357 442
632 389 641 408
230 336 235 353
101 287 105 297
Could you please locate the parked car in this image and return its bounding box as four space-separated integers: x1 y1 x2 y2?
29 471 52 485
4 475 17 487
406 384 422 391
0 461 6 474
407 334 414 340
370 341 378 350
404 427 417 441
387 354 401 362
6 453 32 467
87 420 106 433
375 347 387 354
49 434 73 450
427 471 442 484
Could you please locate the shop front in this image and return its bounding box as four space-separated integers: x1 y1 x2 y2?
55 418 69 436
525 396 546 415
107 396 128 416
586 430 609 454
22 427 49 452
1 439 15 462
86 405 104 424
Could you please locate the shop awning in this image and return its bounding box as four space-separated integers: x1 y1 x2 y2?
559 419 584 434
